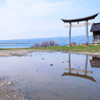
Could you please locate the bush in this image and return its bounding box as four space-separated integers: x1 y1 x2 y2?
32 40 59 47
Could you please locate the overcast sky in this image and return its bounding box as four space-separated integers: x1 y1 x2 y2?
0 0 100 40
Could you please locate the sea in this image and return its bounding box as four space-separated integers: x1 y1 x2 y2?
0 43 65 48
0 44 33 48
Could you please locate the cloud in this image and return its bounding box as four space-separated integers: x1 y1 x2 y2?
0 0 74 39
0 0 99 40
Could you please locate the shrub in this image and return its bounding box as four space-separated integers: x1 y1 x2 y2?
32 40 59 47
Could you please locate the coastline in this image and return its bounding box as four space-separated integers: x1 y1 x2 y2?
0 49 54 56
0 48 100 56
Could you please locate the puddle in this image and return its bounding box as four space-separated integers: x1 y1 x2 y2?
0 52 100 100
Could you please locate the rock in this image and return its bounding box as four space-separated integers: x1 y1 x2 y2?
8 81 12 85
62 61 65 63
41 58 45 60
50 64 53 66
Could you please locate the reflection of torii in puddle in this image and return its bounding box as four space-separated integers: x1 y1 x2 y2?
62 54 96 82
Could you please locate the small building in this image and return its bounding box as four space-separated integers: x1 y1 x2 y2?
90 23 100 44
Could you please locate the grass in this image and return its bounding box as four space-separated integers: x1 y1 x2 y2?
30 45 100 53
0 45 100 53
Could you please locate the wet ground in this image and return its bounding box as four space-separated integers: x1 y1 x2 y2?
0 52 100 100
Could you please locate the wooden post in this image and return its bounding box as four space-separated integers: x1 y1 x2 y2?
68 22 71 47
84 55 88 75
86 20 89 46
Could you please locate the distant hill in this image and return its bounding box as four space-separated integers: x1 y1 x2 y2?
0 35 93 46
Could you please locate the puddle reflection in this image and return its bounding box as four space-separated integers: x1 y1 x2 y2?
0 52 100 100
62 54 96 82
90 56 100 68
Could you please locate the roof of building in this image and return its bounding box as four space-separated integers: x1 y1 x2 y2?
62 13 99 23
90 23 100 32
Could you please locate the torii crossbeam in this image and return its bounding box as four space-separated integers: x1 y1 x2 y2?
61 13 99 47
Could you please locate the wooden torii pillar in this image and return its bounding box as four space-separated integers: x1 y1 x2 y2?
69 22 72 47
62 13 99 47
86 20 89 46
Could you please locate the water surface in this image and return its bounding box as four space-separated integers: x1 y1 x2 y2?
0 44 33 48
0 52 100 100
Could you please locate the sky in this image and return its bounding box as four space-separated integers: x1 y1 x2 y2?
0 0 100 40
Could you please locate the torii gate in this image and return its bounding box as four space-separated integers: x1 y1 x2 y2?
62 13 99 47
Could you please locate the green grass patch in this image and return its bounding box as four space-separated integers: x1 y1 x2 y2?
30 45 100 53
0 45 100 53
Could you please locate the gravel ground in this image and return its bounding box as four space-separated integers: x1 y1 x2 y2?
0 80 26 100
